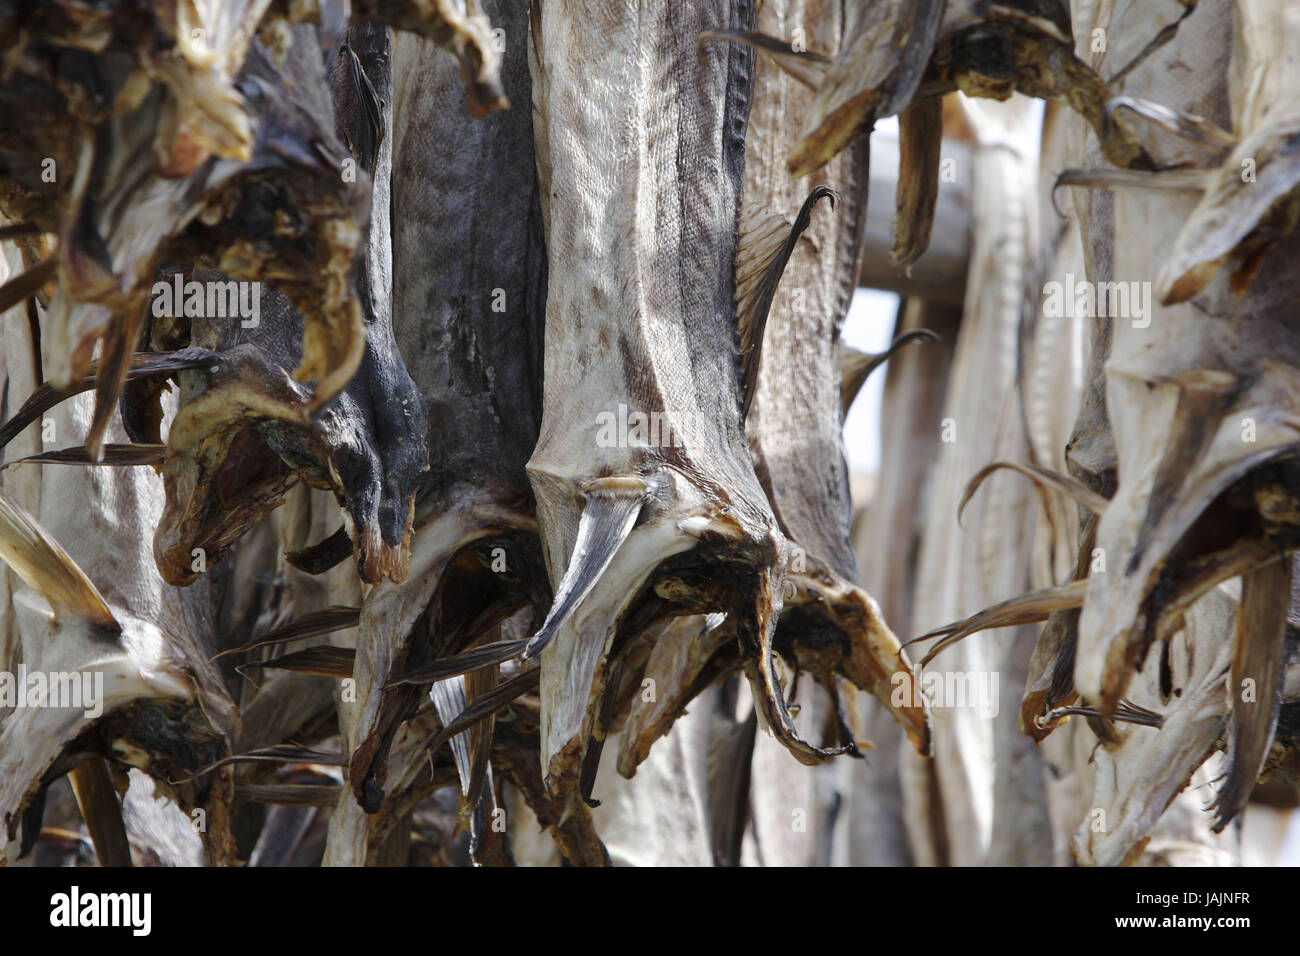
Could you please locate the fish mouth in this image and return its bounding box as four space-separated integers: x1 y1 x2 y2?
517 461 930 824
1070 587 1236 867
530 472 782 807
344 499 546 817
153 344 310 588
776 566 930 755
1076 436 1300 716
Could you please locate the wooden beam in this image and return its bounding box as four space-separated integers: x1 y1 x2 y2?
858 130 973 306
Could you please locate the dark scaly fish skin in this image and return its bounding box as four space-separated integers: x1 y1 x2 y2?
151 22 427 589
337 0 555 855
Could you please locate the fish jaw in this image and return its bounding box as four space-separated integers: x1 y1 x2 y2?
1072 589 1236 867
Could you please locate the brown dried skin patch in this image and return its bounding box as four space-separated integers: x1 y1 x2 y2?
1158 122 1300 304
917 12 1154 172
782 566 929 753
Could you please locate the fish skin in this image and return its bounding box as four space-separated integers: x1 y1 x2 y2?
330 0 555 857
526 0 810 812
153 22 428 588
739 0 928 752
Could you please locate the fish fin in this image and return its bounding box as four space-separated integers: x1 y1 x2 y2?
959 460 1111 526
237 645 356 679
840 329 936 413
0 486 119 633
697 29 831 89
707 704 756 867
284 526 354 575
523 478 647 659
735 186 836 417
911 579 1089 669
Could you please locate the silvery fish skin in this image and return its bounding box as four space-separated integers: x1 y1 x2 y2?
525 0 846 825
738 0 928 757
607 2 922 863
